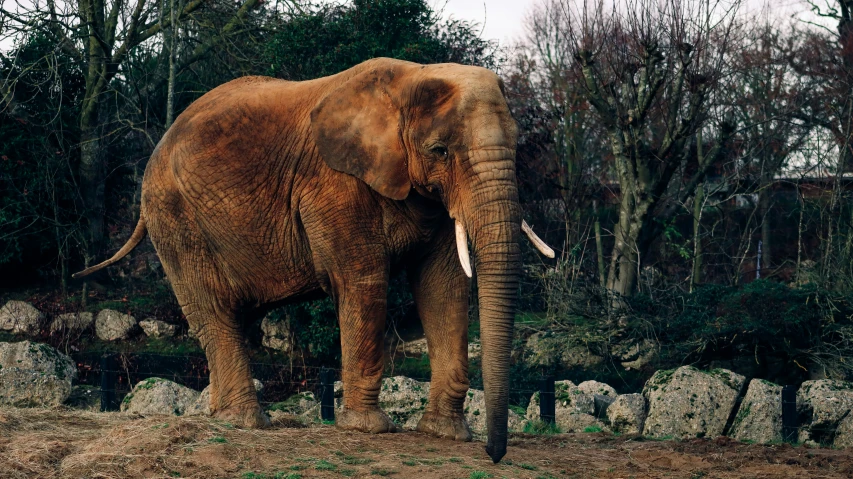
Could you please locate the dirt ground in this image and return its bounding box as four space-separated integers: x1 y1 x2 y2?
1 407 852 479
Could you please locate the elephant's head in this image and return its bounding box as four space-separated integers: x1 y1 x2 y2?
311 57 553 462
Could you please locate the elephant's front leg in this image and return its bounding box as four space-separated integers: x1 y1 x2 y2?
410 222 473 441
334 271 398 433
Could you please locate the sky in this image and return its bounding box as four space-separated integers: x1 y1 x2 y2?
436 0 834 46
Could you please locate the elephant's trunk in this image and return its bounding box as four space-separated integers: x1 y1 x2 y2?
462 149 521 463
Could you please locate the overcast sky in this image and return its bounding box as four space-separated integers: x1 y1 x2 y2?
436 0 833 46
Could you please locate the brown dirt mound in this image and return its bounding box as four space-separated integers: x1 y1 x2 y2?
1 407 852 478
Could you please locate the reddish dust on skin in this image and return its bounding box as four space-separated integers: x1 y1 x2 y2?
2 408 852 478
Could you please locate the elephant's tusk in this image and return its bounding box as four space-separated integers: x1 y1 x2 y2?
522 220 556 258
455 220 473 278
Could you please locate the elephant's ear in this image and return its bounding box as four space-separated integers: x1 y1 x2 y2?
311 65 411 200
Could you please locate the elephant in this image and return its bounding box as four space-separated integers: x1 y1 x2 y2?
74 57 553 462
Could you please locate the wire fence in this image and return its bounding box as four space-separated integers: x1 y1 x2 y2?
78 351 835 444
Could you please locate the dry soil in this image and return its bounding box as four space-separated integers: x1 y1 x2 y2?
1 407 851 478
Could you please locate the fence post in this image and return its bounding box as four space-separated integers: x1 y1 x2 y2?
539 376 555 425
100 353 117 412
782 385 798 443
320 369 335 422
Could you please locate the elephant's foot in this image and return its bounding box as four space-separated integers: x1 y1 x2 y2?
416 410 472 441
336 407 398 433
213 404 271 429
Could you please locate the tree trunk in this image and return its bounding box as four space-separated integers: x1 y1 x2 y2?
759 179 772 272
691 183 704 292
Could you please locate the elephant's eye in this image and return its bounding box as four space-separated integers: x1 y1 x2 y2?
429 144 448 158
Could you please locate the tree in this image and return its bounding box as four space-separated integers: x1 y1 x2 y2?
525 0 739 296
1 0 264 266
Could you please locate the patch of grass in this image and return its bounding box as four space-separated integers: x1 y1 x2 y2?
288 465 305 471
583 425 603 433
401 459 416 466
342 455 373 465
315 460 337 471
448 457 463 463
274 473 301 479
339 468 356 477
370 468 396 476
523 420 562 435
518 463 538 470
468 471 492 479
207 436 227 444
242 473 268 479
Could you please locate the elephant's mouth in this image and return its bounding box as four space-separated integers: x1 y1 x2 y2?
453 219 554 278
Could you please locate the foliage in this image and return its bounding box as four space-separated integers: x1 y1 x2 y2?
265 0 500 81
0 32 85 278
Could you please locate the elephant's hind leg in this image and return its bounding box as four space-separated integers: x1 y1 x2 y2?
175 283 270 428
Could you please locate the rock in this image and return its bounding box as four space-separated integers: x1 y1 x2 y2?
397 338 428 355
0 368 73 407
138 318 176 338
261 314 292 353
468 342 481 360
65 385 101 411
269 391 319 417
525 380 603 432
796 379 853 445
379 376 431 428
186 379 264 416
0 341 77 407
592 394 616 419
642 366 745 439
607 393 646 435
50 312 94 334
612 339 658 370
0 301 44 335
729 379 783 444
95 310 137 341
462 387 524 435
524 332 603 369
834 412 853 448
121 378 200 416
578 380 618 417
577 380 618 397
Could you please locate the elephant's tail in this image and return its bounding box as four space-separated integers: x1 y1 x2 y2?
72 217 147 279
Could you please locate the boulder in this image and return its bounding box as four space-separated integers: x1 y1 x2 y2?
268 391 319 417
525 380 604 432
834 412 853 449
121 378 200 416
260 314 292 353
50 312 94 334
796 379 853 445
642 366 745 439
0 301 44 335
524 333 603 370
379 376 431 428
186 379 264 416
577 380 617 418
468 341 481 360
612 338 658 370
139 318 176 338
577 380 618 397
396 338 428 356
607 393 646 435
729 379 783 444
0 341 77 407
95 310 137 341
463 387 524 435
